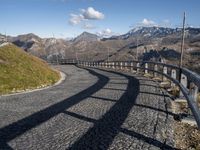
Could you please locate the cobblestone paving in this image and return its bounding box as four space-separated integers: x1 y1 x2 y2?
0 65 176 150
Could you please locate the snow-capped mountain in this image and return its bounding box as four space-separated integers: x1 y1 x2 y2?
105 26 200 40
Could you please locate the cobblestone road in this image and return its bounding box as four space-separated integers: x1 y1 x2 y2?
0 65 176 150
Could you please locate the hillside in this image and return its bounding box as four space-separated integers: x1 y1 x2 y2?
0 44 60 95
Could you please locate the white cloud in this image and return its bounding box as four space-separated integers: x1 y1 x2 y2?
97 28 115 37
141 18 156 26
69 14 84 25
69 7 104 26
82 7 104 20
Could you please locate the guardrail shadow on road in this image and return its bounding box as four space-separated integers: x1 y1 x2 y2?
0 67 109 149
0 66 177 150
68 67 177 150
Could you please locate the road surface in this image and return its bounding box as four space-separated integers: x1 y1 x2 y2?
0 65 176 150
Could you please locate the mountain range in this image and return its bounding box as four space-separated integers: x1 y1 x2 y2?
1 26 200 73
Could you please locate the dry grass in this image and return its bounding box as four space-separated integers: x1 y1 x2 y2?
144 73 153 78
175 122 200 150
169 85 180 97
0 44 60 95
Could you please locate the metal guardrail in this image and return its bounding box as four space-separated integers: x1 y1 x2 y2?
48 59 77 65
76 60 200 129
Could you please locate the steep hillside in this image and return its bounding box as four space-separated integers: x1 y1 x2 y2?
0 44 60 95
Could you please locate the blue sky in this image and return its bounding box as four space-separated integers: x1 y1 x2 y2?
0 0 200 38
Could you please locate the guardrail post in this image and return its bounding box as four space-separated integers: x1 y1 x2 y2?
125 62 128 70
145 63 148 74
179 74 188 97
154 64 158 77
112 62 115 69
171 69 177 87
137 63 140 73
189 83 199 103
120 62 123 70
130 62 134 72
163 66 168 81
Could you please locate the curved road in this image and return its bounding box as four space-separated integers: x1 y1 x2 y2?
0 65 176 150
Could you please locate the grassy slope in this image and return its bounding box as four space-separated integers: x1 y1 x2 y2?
0 44 60 95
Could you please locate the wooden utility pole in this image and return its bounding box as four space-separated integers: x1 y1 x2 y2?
5 31 7 42
179 12 186 68
107 48 110 61
136 38 138 60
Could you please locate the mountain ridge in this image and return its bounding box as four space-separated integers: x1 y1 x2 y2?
0 26 200 66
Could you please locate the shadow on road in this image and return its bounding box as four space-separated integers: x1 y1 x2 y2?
0 67 109 149
0 66 177 150
68 68 176 150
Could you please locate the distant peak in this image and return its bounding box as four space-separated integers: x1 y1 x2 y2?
73 32 99 42
81 31 96 36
